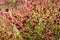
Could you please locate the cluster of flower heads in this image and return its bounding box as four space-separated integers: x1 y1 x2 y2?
0 0 60 40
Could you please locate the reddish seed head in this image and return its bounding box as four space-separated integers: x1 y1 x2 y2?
22 18 27 24
43 25 46 29
44 21 48 26
26 15 30 18
20 9 24 14
24 29 29 33
9 33 13 38
31 31 37 34
5 8 9 12
55 19 59 25
43 8 46 13
42 18 45 23
32 23 36 29
13 0 18 3
52 31 56 35
54 19 56 23
55 15 59 18
58 37 60 40
51 0 54 3
9 17 12 20
58 9 60 12
14 15 17 18
47 31 55 36
47 16 50 19
46 21 48 25
59 14 60 17
41 29 44 33
35 19 39 23
46 30 49 33
32 1 36 5
57 14 60 18
15 23 22 29
56 22 59 25
41 36 46 40
15 23 19 26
